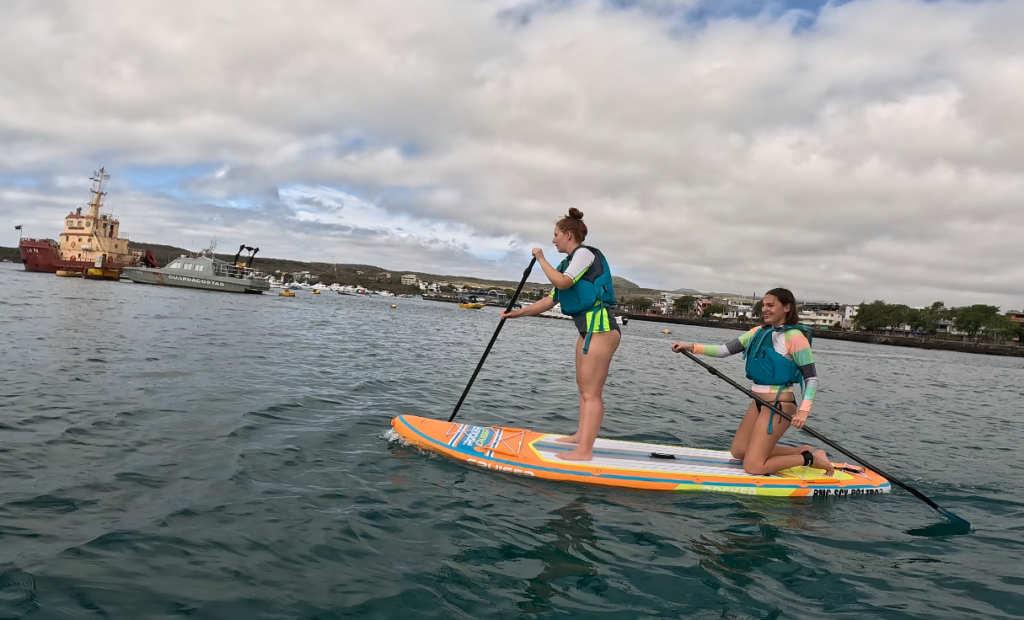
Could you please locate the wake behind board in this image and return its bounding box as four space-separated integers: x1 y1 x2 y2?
391 415 890 498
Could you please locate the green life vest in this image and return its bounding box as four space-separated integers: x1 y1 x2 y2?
742 324 813 433
553 246 617 353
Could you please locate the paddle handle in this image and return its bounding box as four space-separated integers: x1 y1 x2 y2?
449 258 537 423
679 349 967 525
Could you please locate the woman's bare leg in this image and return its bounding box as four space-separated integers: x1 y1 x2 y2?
731 398 811 460
557 330 620 461
556 339 586 444
740 398 834 476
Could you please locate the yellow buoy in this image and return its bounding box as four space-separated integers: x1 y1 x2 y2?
312 289 320 294
391 304 397 308
84 267 119 281
280 290 295 297
55 270 81 277
662 329 672 334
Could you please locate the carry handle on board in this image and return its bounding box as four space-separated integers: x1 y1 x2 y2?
449 258 537 423
679 349 971 533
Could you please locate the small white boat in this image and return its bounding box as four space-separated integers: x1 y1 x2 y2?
534 302 573 320
339 285 369 296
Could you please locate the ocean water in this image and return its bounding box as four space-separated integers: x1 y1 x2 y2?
0 263 1021 619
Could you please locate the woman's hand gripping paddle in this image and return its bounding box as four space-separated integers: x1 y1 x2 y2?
679 349 971 535
448 258 537 423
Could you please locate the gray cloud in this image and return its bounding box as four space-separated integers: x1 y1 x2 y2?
1 0 1022 308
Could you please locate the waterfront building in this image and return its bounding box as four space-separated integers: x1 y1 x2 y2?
726 304 754 320
798 302 853 329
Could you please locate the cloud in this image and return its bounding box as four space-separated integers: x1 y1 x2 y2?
1 0 1022 307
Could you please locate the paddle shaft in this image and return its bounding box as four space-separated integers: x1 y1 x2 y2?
449 258 537 423
680 349 965 522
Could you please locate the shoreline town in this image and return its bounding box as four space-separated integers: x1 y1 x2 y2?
6 167 1023 356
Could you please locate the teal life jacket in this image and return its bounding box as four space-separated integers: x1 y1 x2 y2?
552 245 617 354
742 324 813 433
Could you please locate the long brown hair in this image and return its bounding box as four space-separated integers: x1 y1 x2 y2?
765 287 799 325
556 208 588 244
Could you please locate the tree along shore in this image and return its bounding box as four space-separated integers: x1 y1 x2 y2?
620 314 1024 358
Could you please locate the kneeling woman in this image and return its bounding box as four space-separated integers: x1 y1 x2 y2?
501 208 619 461
671 288 834 476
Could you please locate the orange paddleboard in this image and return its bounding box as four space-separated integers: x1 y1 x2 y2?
391 415 891 498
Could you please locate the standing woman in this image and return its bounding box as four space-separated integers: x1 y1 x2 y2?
501 209 619 461
671 288 835 476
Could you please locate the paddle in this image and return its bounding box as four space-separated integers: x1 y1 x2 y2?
679 349 971 532
449 257 537 423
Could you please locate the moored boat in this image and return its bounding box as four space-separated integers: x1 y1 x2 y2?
122 242 270 294
18 168 157 278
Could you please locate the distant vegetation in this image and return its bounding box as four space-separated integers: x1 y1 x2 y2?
673 294 699 315
617 297 651 313
0 246 19 261
855 300 1024 341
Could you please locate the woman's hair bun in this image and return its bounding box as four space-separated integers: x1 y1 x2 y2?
556 208 588 243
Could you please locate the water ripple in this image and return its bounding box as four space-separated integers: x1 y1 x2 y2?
0 264 1020 618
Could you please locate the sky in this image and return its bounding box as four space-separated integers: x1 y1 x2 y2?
1 0 1022 308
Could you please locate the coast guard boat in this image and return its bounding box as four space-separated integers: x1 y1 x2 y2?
122 242 270 294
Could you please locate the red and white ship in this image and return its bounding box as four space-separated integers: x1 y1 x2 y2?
19 168 156 279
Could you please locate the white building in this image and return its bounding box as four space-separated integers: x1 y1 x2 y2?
726 304 754 320
401 274 417 286
658 292 680 315
292 270 318 284
659 292 706 315
843 305 858 329
798 302 857 329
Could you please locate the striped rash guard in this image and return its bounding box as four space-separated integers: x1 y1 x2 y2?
692 326 818 414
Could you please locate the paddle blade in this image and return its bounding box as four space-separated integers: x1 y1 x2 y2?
907 509 972 537
940 509 973 532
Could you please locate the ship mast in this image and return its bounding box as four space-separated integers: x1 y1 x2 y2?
86 167 109 220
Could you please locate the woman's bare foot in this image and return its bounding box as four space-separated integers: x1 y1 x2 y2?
555 449 593 461
812 449 835 476
556 433 581 444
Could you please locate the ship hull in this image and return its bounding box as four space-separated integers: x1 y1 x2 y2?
19 238 135 276
122 267 269 294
